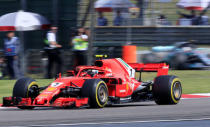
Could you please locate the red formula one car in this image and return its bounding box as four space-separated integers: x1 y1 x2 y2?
3 58 182 109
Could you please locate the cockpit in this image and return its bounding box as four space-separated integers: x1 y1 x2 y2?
67 66 108 78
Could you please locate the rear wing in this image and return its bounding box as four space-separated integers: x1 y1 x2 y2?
128 63 169 76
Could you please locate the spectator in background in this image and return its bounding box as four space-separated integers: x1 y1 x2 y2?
4 32 22 79
97 12 108 26
192 7 209 25
176 15 192 26
70 28 89 67
0 55 6 79
200 15 209 25
177 9 209 25
177 10 196 20
157 14 171 25
177 10 196 25
45 26 62 79
113 11 124 26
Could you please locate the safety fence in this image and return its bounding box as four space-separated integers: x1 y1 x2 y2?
94 26 210 46
25 46 122 76
78 0 210 27
22 25 210 76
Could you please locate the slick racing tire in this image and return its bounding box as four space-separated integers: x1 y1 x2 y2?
152 75 182 105
13 77 39 109
81 79 108 108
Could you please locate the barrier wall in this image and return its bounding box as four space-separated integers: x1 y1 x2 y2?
26 46 122 76
94 26 210 46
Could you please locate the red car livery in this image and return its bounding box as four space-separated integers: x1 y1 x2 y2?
3 58 182 109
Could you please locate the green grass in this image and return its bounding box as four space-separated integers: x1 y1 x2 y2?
137 46 151 51
141 70 210 94
0 79 53 104
169 70 210 94
0 70 210 104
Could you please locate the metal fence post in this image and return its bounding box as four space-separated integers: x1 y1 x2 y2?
20 0 27 75
138 0 145 25
88 0 95 65
151 0 155 25
21 0 27 10
52 0 58 26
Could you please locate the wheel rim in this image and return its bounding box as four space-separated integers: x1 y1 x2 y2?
28 85 39 98
98 85 107 103
173 81 182 100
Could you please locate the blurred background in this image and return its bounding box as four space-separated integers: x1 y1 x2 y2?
0 0 210 78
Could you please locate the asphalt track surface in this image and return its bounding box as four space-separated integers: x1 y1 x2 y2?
0 98 210 127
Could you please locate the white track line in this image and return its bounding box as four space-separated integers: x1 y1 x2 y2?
0 105 16 109
17 118 210 127
0 107 9 109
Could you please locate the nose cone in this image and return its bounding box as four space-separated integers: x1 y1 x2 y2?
35 97 47 105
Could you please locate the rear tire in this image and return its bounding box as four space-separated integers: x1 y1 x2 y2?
13 77 39 109
81 79 108 108
152 75 182 105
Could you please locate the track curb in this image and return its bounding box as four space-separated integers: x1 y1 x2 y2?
182 93 210 99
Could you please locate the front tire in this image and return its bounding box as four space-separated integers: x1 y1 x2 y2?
13 77 39 109
81 79 108 108
152 75 182 105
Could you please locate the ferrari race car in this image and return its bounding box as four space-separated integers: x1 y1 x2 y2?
142 42 210 69
3 58 182 109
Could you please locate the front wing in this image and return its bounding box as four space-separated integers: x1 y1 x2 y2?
3 97 88 108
